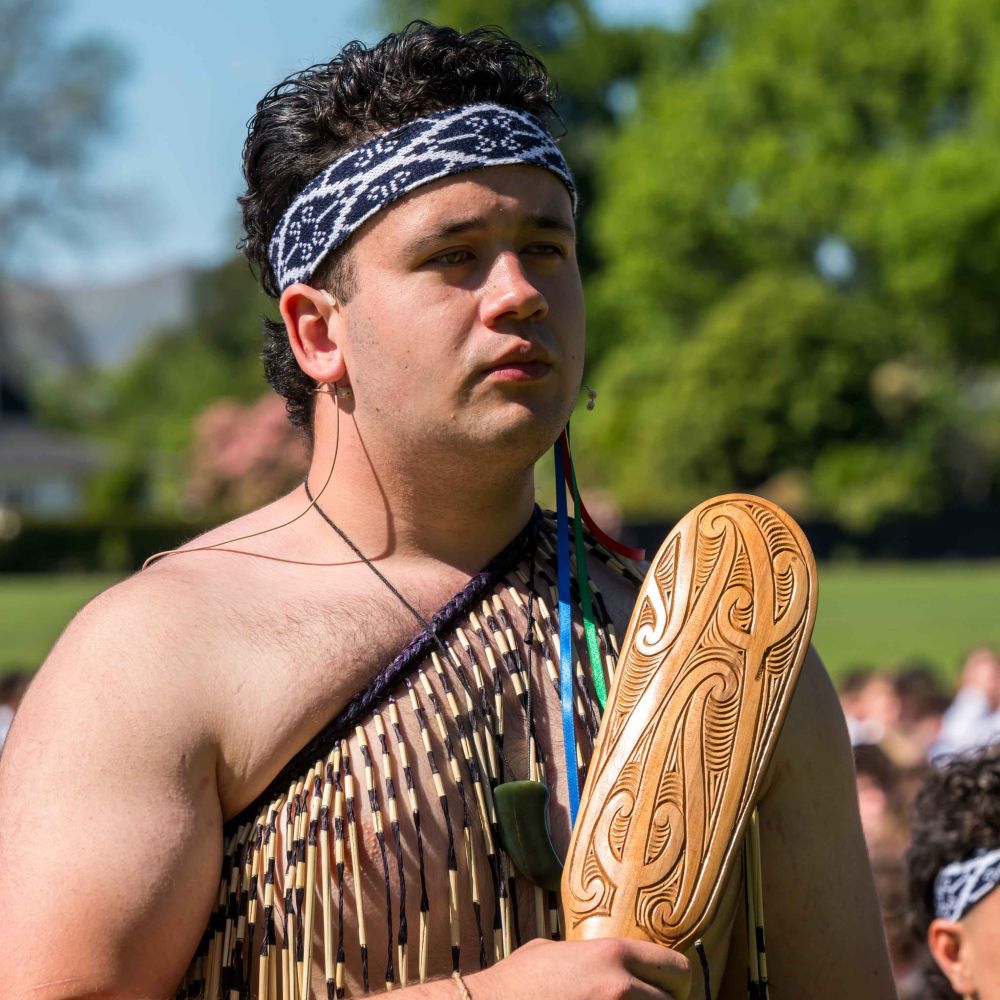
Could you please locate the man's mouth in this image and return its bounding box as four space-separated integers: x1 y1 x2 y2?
485 360 552 382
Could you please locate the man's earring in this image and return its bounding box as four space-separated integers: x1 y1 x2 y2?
308 382 353 398
582 385 597 411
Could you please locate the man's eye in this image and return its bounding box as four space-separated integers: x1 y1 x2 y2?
524 243 566 257
432 249 473 265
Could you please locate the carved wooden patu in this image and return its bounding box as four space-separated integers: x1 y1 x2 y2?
562 495 817 951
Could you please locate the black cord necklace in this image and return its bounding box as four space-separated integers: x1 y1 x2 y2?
302 479 564 890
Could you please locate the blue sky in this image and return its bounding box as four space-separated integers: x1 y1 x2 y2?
27 0 698 286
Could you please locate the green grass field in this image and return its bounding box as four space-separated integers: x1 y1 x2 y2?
811 561 1000 681
2 564 998 682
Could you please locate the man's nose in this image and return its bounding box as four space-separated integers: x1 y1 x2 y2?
480 251 549 326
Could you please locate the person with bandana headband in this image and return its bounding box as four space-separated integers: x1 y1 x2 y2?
908 744 1000 999
0 22 893 1000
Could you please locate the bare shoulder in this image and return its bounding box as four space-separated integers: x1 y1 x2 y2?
0 544 246 830
0 529 265 832
0 553 243 995
748 645 895 998
26 544 251 732
30 493 307 721
767 644 844 781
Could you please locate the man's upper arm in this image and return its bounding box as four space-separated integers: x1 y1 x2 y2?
745 646 895 998
0 582 224 999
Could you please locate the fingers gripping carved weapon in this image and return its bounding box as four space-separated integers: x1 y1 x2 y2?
562 495 818 956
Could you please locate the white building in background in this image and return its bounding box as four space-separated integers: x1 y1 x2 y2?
0 266 195 522
0 378 105 521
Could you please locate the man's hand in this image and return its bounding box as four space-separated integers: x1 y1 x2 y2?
467 937 691 1000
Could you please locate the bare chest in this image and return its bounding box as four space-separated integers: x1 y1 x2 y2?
209 548 639 824
210 563 474 820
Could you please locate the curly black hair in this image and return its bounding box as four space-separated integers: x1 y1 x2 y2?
239 21 561 433
906 743 1000 998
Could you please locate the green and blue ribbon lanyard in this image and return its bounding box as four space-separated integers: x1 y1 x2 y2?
554 425 645 825
555 432 582 822
495 424 644 890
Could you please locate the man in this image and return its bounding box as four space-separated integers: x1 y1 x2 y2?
908 743 1000 998
0 22 893 1000
932 647 1000 760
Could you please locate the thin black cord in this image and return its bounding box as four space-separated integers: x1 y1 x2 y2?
304 479 540 779
695 939 711 1000
304 480 437 638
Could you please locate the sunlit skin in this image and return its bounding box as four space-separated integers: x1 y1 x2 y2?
929 886 1000 997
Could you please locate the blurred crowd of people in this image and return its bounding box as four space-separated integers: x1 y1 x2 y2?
0 670 28 752
839 648 1000 998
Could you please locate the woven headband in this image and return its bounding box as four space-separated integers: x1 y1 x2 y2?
934 846 1000 922
268 102 576 293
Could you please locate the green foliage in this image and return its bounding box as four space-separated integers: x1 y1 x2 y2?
582 0 1000 526
578 272 954 528
0 518 210 573
47 257 277 517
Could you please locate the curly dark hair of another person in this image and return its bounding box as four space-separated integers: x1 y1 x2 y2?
906 743 1000 999
239 20 562 434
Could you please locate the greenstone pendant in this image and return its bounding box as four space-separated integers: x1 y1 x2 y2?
493 779 564 892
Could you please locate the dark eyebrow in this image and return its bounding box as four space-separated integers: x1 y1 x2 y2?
528 213 577 240
402 211 576 258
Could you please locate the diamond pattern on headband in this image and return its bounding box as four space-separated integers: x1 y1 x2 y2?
934 846 1000 922
268 102 576 292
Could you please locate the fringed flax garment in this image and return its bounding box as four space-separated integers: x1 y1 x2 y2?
176 509 643 1000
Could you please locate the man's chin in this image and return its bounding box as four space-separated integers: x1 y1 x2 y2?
410 393 574 469
470 410 566 463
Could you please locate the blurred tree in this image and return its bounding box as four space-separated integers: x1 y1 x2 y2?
376 0 680 274
186 395 308 518
48 256 282 517
0 0 129 264
583 272 954 530
577 0 1000 529
0 0 128 413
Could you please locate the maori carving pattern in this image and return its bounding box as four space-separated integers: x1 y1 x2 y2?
562 495 817 951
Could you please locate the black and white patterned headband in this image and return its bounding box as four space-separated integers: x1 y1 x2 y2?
934 846 1000 921
268 101 576 292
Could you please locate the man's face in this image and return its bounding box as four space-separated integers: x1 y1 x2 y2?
336 164 585 468
932 887 1000 998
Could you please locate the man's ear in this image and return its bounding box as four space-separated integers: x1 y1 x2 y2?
279 283 348 384
928 918 975 997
